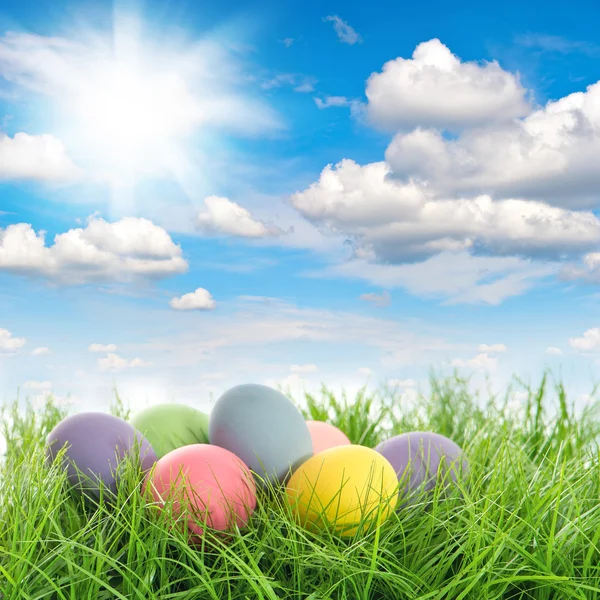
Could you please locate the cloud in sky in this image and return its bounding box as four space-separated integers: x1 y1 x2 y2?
478 343 508 353
170 288 216 311
385 81 600 209
514 33 600 57
89 343 117 352
196 196 287 238
98 353 152 372
291 159 600 264
0 328 26 353
569 328 600 351
0 133 81 181
365 39 530 132
0 216 188 284
31 346 50 355
360 291 391 307
546 346 563 355
324 16 363 45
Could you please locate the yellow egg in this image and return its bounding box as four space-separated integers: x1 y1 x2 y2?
285 445 398 537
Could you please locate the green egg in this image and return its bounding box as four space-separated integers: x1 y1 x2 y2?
129 403 209 459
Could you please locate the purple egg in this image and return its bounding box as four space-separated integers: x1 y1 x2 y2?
45 412 157 499
375 432 467 501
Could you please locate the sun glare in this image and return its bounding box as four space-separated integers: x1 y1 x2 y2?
75 63 200 153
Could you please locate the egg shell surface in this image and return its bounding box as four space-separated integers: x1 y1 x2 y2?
129 403 209 459
285 444 398 537
209 384 313 486
45 412 157 499
306 420 351 454
144 443 257 538
374 431 467 499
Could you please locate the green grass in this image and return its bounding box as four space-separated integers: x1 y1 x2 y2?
2 372 600 599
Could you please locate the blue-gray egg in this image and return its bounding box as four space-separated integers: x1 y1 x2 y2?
208 383 313 487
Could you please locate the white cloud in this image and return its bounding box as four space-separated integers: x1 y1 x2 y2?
278 38 296 48
98 353 152 372
305 251 555 306
290 364 318 374
0 216 188 284
360 291 391 307
365 39 529 132
385 80 600 208
324 15 362 45
478 343 507 353
196 196 286 238
291 159 600 264
170 288 216 311
89 343 117 353
357 367 373 376
545 346 563 355
0 328 26 353
315 96 351 108
262 73 316 93
569 328 600 351
451 352 498 370
0 133 81 181
31 346 50 356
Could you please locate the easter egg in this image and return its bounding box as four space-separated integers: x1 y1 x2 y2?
144 444 257 539
45 412 157 499
374 432 467 500
306 420 351 454
209 384 313 487
285 445 398 537
129 403 209 459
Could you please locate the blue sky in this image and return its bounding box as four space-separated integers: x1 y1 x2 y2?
1 0 600 418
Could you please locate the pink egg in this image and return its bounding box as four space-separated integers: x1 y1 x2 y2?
144 444 257 540
306 420 351 454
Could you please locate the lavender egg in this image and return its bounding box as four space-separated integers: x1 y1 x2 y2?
375 431 467 501
46 412 157 499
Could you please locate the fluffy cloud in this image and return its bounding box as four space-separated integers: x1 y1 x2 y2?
0 133 81 181
89 343 117 352
357 367 373 376
451 352 498 370
569 328 600 351
0 216 188 284
360 291 391 307
478 343 507 353
98 353 152 372
0 328 26 353
365 39 529 132
290 364 318 374
31 346 50 355
291 159 600 264
196 196 286 238
324 15 362 45
545 346 563 355
170 288 216 311
385 81 600 208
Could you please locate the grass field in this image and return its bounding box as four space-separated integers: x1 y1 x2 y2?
2 373 600 600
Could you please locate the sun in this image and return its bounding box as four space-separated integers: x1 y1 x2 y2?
75 62 201 155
